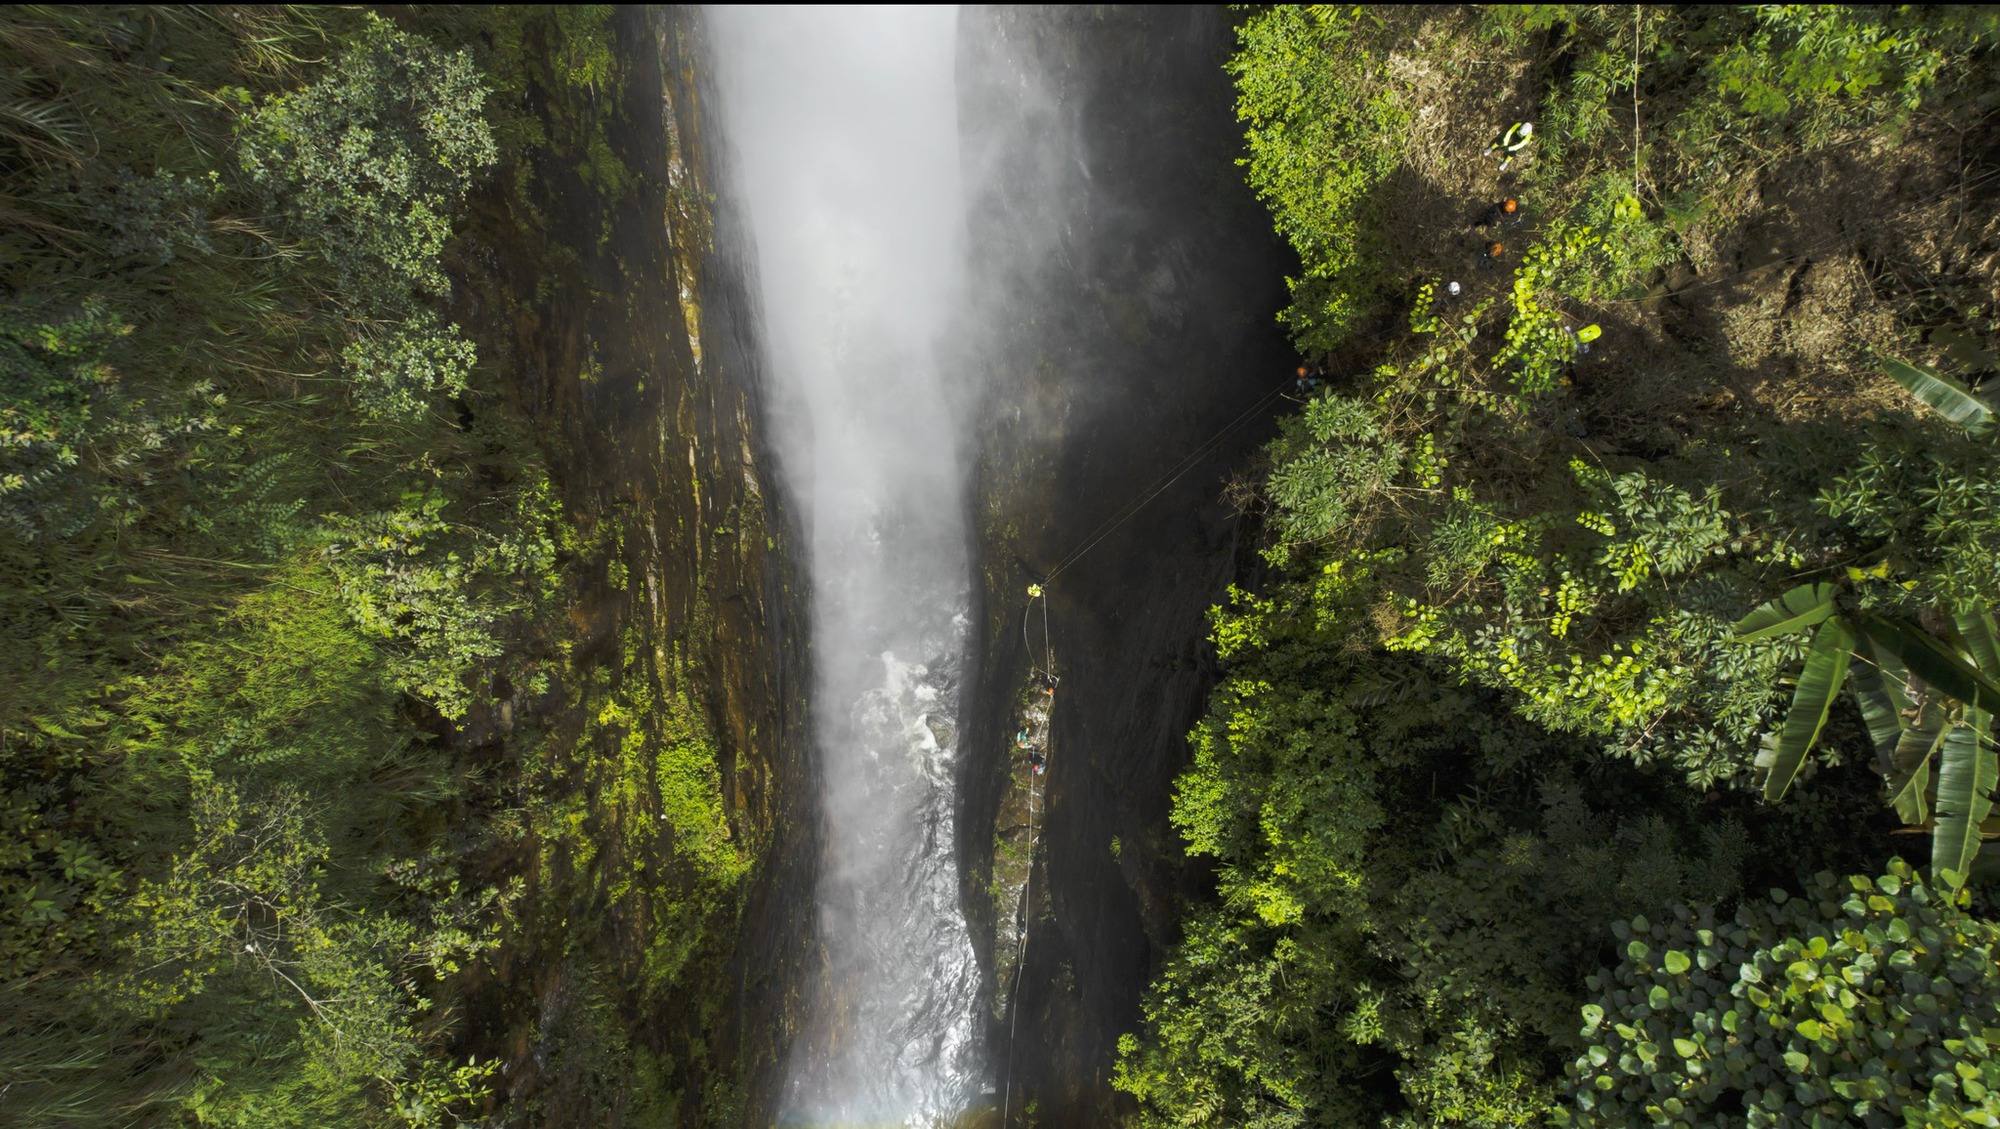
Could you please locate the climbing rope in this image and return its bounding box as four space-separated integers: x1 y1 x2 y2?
999 374 1299 1122
985 99 2000 1126
1023 587 1053 681
1000 670 1051 1127
1042 374 1297 585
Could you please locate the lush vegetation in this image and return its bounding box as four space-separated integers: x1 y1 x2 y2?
0 8 754 1125
1119 5 2000 1125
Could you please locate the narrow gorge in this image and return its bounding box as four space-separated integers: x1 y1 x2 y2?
5 6 1996 1128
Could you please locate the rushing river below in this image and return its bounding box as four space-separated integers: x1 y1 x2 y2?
708 7 987 1124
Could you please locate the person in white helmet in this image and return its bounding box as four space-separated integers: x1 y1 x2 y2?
1486 121 1533 170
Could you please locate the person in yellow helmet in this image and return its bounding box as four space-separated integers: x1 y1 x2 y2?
1027 583 1043 598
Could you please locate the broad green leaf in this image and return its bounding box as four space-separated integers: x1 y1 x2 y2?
1889 694 1947 824
1861 615 2000 716
1954 605 2000 677
1933 711 1998 888
1894 751 1934 826
1734 583 1838 640
1764 617 1854 802
1848 640 1906 779
1882 357 1994 433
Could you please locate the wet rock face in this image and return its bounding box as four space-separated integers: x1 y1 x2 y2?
956 5 1297 1122
464 9 816 1125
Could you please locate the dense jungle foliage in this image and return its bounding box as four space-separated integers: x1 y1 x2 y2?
0 7 752 1125
1118 5 2000 1126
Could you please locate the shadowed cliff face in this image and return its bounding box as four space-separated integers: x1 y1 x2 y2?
955 6 1297 1122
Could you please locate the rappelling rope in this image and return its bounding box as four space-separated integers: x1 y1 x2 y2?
1000 375 1294 1123
1022 589 1053 681
1001 672 1051 1127
987 105 2000 1129
1042 374 1296 585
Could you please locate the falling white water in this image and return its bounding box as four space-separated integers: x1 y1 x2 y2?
706 7 985 1125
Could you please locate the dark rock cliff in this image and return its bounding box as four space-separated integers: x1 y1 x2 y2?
956 6 1296 1123
457 8 817 1124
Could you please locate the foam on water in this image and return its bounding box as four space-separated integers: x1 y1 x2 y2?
706 7 985 1124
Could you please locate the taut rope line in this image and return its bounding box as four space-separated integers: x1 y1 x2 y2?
1043 375 1296 584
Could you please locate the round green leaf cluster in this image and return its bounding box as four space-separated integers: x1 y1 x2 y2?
1558 860 2000 1127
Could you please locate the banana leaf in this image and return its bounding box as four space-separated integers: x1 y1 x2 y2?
1953 605 2000 676
1734 583 1837 641
1848 639 1908 780
1860 614 2000 716
1897 755 1934 826
1932 709 1997 887
1888 700 1945 825
1763 617 1854 802
1882 357 1994 433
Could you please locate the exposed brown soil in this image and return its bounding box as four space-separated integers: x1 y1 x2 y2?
959 6 2000 1125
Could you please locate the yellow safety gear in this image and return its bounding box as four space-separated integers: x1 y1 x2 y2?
1027 583 1043 598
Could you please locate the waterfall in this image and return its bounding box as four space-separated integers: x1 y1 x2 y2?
707 7 985 1124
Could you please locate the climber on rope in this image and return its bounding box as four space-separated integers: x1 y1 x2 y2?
1028 750 1046 776
1036 671 1058 697
1486 121 1533 171
1479 240 1506 272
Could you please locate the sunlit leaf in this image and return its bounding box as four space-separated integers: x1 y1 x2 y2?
1887 671 1949 825
1953 605 2000 677
1764 617 1854 801
1733 583 1837 640
1882 357 1993 433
